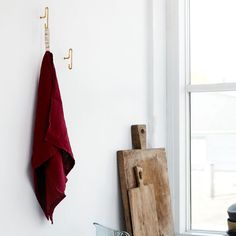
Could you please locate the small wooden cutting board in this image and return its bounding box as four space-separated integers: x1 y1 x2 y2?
128 166 160 236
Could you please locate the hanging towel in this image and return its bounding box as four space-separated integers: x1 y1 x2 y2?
31 51 75 223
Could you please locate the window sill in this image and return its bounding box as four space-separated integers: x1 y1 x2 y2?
177 230 227 236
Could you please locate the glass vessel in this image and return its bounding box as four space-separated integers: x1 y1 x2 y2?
93 223 130 236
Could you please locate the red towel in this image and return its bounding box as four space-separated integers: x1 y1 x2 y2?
31 51 75 223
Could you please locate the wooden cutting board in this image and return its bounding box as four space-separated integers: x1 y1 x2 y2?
117 125 174 236
128 166 160 236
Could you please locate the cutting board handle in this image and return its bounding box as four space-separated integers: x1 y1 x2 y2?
131 124 146 149
134 166 144 187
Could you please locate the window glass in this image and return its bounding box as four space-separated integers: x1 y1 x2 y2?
191 92 236 230
191 0 236 84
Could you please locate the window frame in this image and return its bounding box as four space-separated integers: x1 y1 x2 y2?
165 0 236 235
166 0 190 233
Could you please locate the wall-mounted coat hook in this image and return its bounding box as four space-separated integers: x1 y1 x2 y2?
64 48 73 70
40 7 50 51
40 7 49 29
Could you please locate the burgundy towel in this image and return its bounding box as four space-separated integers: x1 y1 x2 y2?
31 51 75 223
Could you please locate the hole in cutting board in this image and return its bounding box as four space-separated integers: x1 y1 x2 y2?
139 171 143 180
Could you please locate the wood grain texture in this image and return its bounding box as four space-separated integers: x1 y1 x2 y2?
131 125 146 149
128 166 160 236
117 148 174 236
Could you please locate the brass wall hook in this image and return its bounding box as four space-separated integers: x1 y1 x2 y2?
64 48 73 70
40 7 50 51
40 7 49 29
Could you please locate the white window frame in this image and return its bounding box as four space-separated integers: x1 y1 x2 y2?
165 0 236 235
166 0 191 234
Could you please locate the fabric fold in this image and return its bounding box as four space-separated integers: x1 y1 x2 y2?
31 51 75 223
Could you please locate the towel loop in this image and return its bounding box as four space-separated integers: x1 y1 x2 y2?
64 48 73 70
40 7 50 51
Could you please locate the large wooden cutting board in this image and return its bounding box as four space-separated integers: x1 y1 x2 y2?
117 125 174 236
128 166 160 236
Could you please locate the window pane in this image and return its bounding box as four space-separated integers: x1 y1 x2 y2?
191 92 236 231
190 0 236 84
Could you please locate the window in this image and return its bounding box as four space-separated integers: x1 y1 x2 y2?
166 0 236 234
189 0 236 231
191 92 236 231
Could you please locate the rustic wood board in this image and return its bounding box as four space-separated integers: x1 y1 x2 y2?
117 125 174 236
128 166 160 236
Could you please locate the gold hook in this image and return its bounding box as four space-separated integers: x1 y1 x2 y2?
40 7 49 29
64 48 73 70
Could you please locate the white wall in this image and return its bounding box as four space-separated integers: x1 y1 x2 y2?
0 0 159 235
